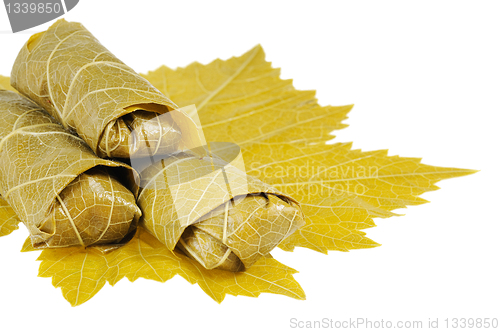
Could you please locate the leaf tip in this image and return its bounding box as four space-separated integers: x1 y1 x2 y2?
251 43 264 53
461 168 480 176
20 237 36 252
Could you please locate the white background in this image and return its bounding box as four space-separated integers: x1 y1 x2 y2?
0 1 498 331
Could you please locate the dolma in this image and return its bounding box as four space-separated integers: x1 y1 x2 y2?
0 90 141 248
11 20 304 271
135 148 305 272
11 19 202 159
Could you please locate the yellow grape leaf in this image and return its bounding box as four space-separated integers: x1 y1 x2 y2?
144 46 476 253
242 142 475 252
143 45 351 146
21 236 35 252
0 196 20 237
4 45 474 306
0 75 15 91
37 245 110 306
35 227 304 306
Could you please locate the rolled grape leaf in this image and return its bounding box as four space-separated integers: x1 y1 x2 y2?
135 149 305 272
0 90 141 248
11 19 203 158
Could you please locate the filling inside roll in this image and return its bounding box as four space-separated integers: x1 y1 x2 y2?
37 167 141 248
177 193 303 272
97 109 182 158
